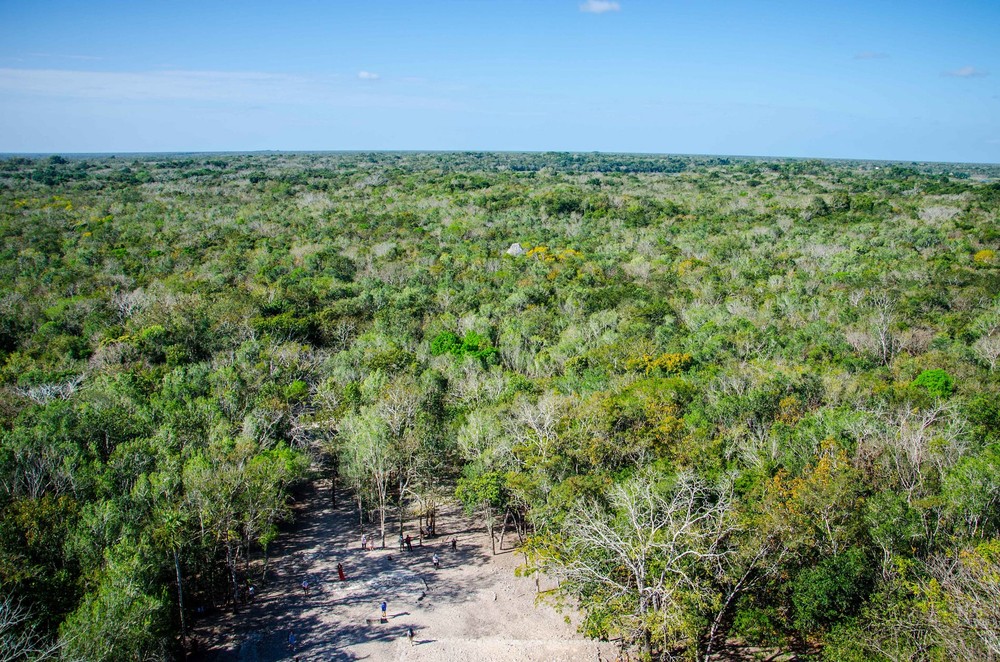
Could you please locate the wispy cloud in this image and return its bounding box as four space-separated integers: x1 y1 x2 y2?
580 0 620 14
357 70 380 80
943 66 989 78
0 68 311 102
28 52 103 61
854 51 889 60
0 68 459 110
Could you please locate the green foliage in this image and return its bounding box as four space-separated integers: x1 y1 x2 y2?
1 152 999 658
455 471 509 513
430 331 461 356
0 494 81 630
59 546 172 662
965 394 1000 446
430 330 498 365
731 605 785 648
792 547 873 634
284 379 309 402
911 368 954 398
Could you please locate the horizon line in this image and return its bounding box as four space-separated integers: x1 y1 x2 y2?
1 149 998 167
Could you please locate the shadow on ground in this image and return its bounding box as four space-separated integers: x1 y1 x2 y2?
190 480 509 661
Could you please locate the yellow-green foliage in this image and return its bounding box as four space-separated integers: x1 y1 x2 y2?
626 352 693 375
525 245 582 263
973 249 995 264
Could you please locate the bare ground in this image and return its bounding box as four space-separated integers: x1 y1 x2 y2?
190 479 619 662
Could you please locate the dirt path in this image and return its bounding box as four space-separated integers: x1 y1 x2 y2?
191 479 618 661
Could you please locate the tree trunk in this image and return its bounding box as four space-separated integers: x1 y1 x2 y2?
330 455 339 506
357 492 364 531
225 541 240 613
379 504 387 548
397 474 405 536
498 511 510 551
703 589 737 661
485 504 496 555
173 548 188 647
243 535 251 577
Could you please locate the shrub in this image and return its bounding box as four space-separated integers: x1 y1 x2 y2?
430 331 461 356
792 547 873 634
911 368 954 398
625 352 693 375
429 330 498 365
973 249 995 264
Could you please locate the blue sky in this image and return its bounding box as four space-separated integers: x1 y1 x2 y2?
1 0 997 162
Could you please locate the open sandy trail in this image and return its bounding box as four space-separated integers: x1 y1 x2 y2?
191 479 618 661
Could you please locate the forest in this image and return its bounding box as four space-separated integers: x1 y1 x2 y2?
1 151 999 661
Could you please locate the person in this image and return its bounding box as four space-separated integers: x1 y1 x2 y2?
432 553 440 570
380 600 387 621
398 534 405 551
368 537 375 551
247 584 255 602
451 537 457 551
337 563 346 581
301 579 310 595
288 631 297 651
407 627 415 646
361 533 367 549
405 534 412 551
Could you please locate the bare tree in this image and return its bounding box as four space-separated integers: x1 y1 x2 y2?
449 362 507 407
0 597 60 662
15 374 85 405
506 392 563 466
859 404 965 503
847 291 903 366
873 292 902 365
543 472 737 658
973 334 1000 372
921 545 1000 660
110 287 148 324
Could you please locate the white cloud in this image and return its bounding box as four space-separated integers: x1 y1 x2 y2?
580 0 620 14
854 51 889 60
357 70 380 80
943 66 989 78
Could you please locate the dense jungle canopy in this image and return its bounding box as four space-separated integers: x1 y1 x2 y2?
1 152 999 660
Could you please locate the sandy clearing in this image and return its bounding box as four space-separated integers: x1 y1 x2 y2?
191 478 619 662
